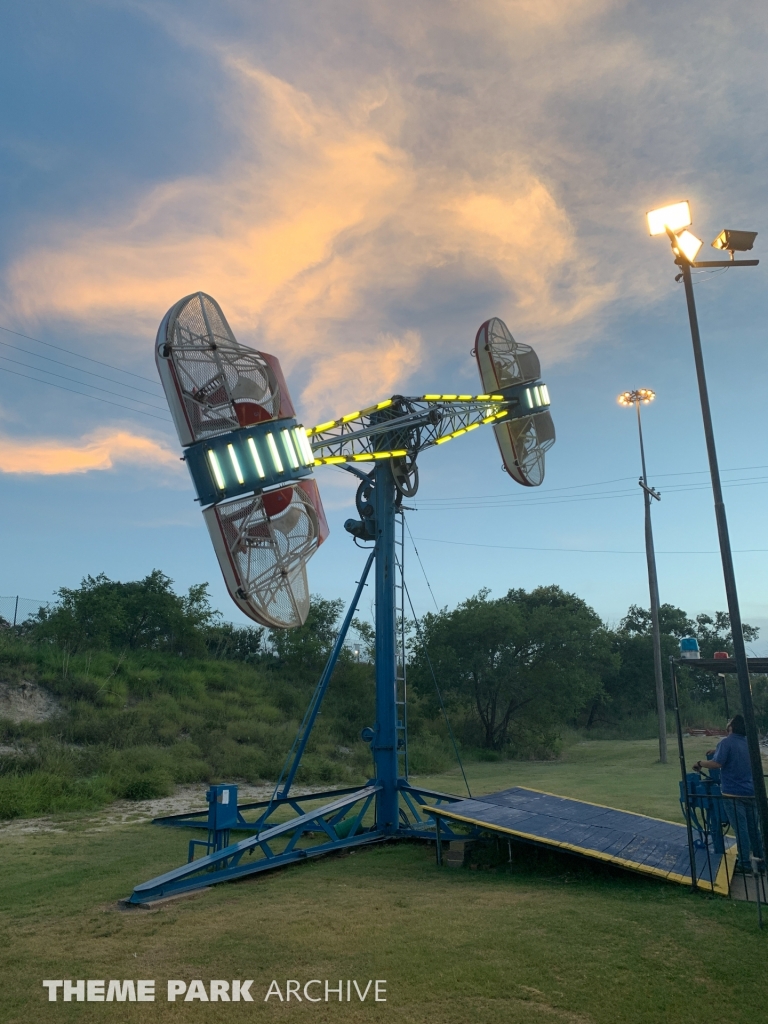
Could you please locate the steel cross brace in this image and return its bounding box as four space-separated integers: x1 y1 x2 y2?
127 786 382 903
127 782 469 903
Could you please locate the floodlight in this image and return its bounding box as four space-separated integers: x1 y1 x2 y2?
674 230 703 263
645 195 768 857
711 229 758 254
647 201 692 236
619 389 655 405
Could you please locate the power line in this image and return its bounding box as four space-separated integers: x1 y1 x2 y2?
416 465 768 504
411 536 768 556
0 324 162 385
0 353 168 412
0 338 164 398
413 476 768 512
0 365 172 422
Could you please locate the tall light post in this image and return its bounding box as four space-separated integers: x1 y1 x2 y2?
618 388 666 763
647 200 767 854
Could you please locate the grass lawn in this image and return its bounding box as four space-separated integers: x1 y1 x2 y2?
1 737 766 1024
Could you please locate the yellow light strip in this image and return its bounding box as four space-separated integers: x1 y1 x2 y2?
422 393 505 403
207 450 226 489
359 399 393 415
266 433 283 473
313 448 408 466
307 399 396 436
247 438 265 478
227 444 244 484
306 420 335 436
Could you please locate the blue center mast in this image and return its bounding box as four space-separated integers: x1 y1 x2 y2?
127 379 553 903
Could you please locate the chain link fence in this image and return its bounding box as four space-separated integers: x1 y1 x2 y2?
0 595 51 628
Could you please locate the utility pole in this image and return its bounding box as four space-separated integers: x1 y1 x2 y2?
619 389 666 763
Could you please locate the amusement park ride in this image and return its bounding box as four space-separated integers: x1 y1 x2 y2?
127 292 555 903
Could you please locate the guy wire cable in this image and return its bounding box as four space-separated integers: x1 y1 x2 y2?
405 517 440 613
400 567 472 800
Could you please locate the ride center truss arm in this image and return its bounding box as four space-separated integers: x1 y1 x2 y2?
306 392 539 464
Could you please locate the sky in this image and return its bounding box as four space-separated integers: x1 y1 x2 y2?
0 0 767 651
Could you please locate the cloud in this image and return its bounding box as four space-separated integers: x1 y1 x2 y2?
0 429 179 476
4 0 765 428
0 24 608 420
302 329 423 416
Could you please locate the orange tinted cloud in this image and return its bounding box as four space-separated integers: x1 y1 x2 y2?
0 430 179 475
1 38 613 419
302 329 423 417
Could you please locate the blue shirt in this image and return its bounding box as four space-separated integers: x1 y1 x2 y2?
712 733 754 796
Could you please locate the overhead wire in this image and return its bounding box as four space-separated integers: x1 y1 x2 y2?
0 324 162 385
413 475 768 512
0 337 165 397
415 464 768 504
0 322 173 422
0 352 169 412
410 536 768 556
0 365 172 422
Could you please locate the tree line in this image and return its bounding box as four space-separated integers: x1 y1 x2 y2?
5 571 765 755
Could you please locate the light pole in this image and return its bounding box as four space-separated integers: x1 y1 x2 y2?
647 201 767 855
618 388 666 763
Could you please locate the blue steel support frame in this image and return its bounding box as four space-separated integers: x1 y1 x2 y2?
373 462 399 834
275 548 375 800
127 466 468 904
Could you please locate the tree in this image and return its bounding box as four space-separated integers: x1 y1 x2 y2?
204 621 264 662
32 571 216 655
592 604 761 726
410 586 614 751
589 604 694 726
267 596 344 674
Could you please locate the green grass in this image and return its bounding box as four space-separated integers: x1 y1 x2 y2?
1 738 767 1024
414 735 723 822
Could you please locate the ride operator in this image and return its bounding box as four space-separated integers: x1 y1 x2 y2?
693 714 764 873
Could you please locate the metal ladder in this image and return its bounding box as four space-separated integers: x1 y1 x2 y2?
395 510 409 781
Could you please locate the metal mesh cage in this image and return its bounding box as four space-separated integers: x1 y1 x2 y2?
207 484 319 628
498 410 555 487
484 318 540 387
167 293 280 443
